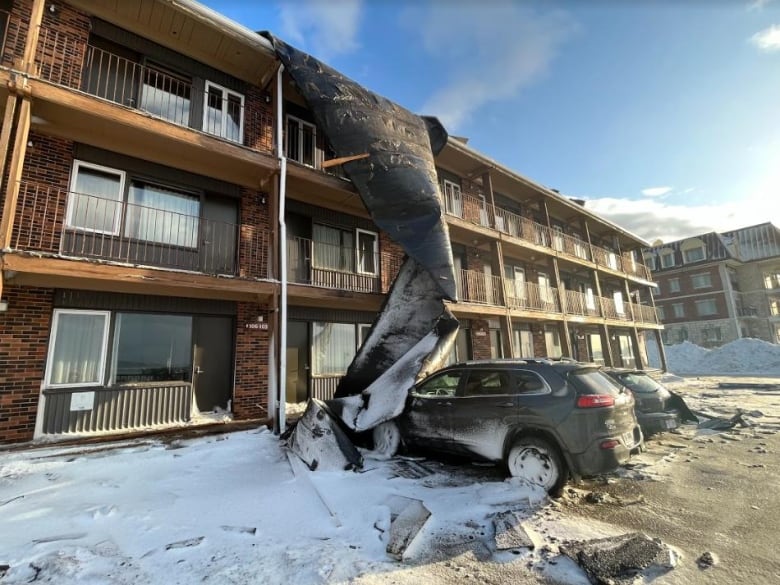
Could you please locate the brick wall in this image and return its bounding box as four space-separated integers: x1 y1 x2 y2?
0 285 54 443
233 302 271 420
12 133 74 252
244 86 275 153
238 187 271 279
36 3 91 88
379 232 404 293
470 319 491 360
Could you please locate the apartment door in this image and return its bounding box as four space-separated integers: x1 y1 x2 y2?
513 267 526 307
201 195 238 275
513 326 534 358
286 321 310 403
192 316 233 412
484 265 494 304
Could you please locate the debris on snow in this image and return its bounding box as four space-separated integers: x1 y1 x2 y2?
560 532 677 584
385 496 432 560
493 510 536 550
697 551 718 569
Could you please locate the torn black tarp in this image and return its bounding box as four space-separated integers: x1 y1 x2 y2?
263 34 459 468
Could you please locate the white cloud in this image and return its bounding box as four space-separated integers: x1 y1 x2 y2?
748 0 773 11
402 2 576 130
640 186 673 197
582 196 780 244
750 25 780 52
278 0 363 61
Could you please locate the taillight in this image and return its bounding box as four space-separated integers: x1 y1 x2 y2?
600 439 620 449
577 394 615 408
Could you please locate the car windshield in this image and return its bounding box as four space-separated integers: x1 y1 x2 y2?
568 368 623 396
614 372 661 393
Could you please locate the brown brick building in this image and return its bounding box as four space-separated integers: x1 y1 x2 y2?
0 0 663 445
644 223 780 347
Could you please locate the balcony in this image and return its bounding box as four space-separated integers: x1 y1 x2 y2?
457 269 505 306
1 22 275 153
505 280 560 313
9 181 268 279
441 188 651 280
286 236 402 294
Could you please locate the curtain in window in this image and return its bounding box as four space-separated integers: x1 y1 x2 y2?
49 313 107 385
126 182 199 247
312 322 355 376
313 225 353 272
140 66 191 126
70 167 123 233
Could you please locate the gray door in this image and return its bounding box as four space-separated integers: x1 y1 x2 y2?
201 195 238 275
193 316 233 411
286 321 310 403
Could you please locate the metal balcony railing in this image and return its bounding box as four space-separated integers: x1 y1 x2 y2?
563 289 601 317
0 22 275 151
11 181 268 278
286 236 402 294
458 269 504 306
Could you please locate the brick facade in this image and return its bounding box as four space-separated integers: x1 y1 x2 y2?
233 302 271 420
238 187 272 280
0 286 54 443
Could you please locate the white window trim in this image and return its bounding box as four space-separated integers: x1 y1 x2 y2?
355 228 379 276
442 179 463 217
672 303 685 318
695 298 718 316
668 278 681 293
683 246 706 264
204 80 245 144
45 309 111 389
660 251 675 268
285 114 317 166
66 160 126 236
691 272 712 289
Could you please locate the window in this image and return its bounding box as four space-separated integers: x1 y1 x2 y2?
656 305 666 320
442 179 463 217
545 327 562 358
683 246 705 264
515 371 549 394
552 225 564 251
313 224 354 272
613 291 625 315
513 326 534 358
356 229 378 275
702 327 722 343
45 310 110 387
312 322 357 376
771 299 780 317
643 253 657 271
140 63 191 127
691 273 712 289
538 272 554 305
765 272 780 289
414 371 462 397
660 250 675 268
111 313 193 383
286 115 317 166
668 278 681 293
358 323 372 346
67 161 125 235
672 303 684 318
204 81 244 143
463 370 511 396
695 299 718 316
126 181 200 247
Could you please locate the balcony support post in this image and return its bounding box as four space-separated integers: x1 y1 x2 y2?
22 0 47 73
490 239 513 357
0 96 31 250
548 257 572 358
0 93 18 196
653 329 668 372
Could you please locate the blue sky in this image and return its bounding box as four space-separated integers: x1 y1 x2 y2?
203 0 780 244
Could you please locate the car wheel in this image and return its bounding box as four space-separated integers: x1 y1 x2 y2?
372 421 400 458
506 437 566 497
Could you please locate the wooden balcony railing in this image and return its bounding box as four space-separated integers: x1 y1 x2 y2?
563 289 601 317
457 269 504 306
600 296 632 321
286 236 402 294
10 181 269 278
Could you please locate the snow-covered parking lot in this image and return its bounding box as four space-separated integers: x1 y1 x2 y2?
2 370 780 584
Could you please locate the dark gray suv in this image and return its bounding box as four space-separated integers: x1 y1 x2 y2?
373 359 642 495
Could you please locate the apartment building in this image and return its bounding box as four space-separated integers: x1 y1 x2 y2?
0 0 663 445
644 222 780 347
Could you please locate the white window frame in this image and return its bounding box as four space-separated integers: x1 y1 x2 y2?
66 160 126 236
45 309 111 389
357 323 372 348
643 254 657 271
695 298 718 317
660 251 675 268
683 246 706 264
355 229 379 276
656 305 666 320
285 114 317 166
203 80 245 144
691 273 712 289
442 179 463 218
538 272 554 304
613 291 625 315
668 278 681 293
672 303 685 318
552 225 565 252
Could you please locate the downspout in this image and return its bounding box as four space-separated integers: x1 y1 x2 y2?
275 64 288 434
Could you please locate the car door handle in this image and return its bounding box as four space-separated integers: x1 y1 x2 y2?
495 402 514 408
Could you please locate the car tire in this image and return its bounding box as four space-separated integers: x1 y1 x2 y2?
506 437 567 497
372 421 401 458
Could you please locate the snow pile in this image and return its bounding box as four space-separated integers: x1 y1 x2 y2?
648 338 780 375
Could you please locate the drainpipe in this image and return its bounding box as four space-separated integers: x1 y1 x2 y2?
275 63 288 435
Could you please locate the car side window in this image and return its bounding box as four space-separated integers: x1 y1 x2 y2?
414 372 461 397
463 370 511 397
514 370 549 395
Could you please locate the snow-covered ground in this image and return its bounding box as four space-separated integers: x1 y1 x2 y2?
647 337 780 375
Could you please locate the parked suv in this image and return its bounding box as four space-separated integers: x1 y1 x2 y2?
373 359 642 496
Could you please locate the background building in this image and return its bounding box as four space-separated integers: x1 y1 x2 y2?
643 222 780 348
0 0 662 444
